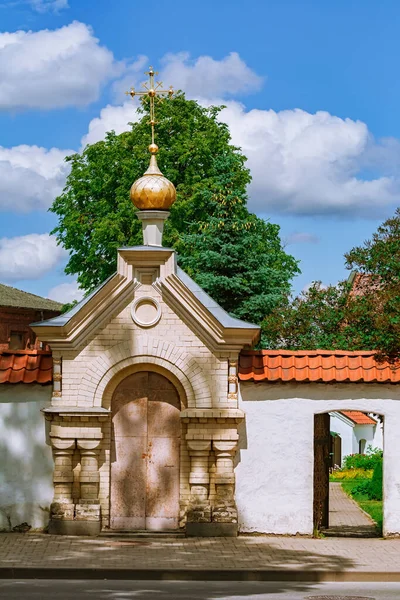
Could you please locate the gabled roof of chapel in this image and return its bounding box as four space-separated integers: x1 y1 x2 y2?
31 247 259 352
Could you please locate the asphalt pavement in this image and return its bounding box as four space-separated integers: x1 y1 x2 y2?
0 580 399 599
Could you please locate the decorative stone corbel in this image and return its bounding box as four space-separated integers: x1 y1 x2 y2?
212 440 238 529
186 440 211 524
49 437 75 523
75 439 102 524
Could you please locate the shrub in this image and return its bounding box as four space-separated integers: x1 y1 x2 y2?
331 468 373 480
343 446 383 470
352 480 372 496
369 460 383 501
351 458 383 501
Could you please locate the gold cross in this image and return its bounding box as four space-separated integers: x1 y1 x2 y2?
126 66 174 146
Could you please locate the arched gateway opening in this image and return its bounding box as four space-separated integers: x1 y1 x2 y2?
110 371 181 531
313 411 384 537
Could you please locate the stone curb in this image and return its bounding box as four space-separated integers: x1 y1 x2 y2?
1 569 400 582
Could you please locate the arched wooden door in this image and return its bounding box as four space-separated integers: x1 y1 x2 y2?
110 371 181 531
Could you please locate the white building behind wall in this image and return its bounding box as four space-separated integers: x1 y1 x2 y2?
330 410 383 465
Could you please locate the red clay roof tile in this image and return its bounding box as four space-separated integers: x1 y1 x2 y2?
0 350 52 384
239 350 400 383
340 410 377 425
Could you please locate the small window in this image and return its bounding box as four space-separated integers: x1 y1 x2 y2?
359 439 367 454
9 332 24 350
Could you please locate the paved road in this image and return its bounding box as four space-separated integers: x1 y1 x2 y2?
0 580 399 599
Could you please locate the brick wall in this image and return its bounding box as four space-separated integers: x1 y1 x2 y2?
0 307 59 351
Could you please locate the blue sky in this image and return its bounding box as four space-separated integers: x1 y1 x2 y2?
0 0 399 302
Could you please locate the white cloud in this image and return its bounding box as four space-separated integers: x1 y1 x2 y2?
29 0 69 12
83 97 400 218
81 102 139 148
160 52 263 98
82 51 262 146
0 145 72 211
79 51 400 219
48 281 84 303
0 233 67 281
0 21 116 110
285 232 320 245
219 102 400 217
111 52 262 105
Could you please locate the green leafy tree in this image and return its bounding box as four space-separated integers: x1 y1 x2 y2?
263 208 400 359
51 93 299 324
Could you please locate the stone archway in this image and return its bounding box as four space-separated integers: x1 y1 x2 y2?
110 370 181 531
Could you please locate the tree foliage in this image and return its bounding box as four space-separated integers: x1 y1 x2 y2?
51 93 299 324
263 208 400 359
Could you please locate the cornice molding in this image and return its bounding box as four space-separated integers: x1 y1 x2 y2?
32 275 140 350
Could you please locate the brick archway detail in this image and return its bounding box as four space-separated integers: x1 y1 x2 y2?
79 337 212 409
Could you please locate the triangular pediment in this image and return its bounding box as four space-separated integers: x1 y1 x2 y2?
31 246 260 352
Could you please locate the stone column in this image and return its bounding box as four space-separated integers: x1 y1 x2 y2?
49 438 75 529
212 440 238 533
186 440 211 526
75 439 101 532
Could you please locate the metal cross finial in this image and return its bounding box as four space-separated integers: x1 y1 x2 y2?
126 66 174 147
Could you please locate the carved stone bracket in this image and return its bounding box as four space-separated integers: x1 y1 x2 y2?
76 439 102 522
49 437 75 522
212 440 238 526
46 411 106 534
186 440 211 523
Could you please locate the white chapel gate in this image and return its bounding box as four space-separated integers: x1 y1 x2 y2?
32 247 258 536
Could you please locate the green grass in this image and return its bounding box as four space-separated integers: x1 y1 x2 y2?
341 480 383 534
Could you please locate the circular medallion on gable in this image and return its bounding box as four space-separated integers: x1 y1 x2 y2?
131 297 161 328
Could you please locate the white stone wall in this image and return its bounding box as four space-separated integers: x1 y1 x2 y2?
235 382 400 536
0 385 53 530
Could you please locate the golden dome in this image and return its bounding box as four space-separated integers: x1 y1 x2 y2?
130 145 176 211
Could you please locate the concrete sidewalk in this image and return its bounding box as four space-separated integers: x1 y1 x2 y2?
327 482 379 537
1 533 400 581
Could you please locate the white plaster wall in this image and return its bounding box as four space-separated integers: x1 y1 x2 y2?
371 416 384 451
352 421 384 455
236 382 400 536
0 385 53 530
329 413 353 466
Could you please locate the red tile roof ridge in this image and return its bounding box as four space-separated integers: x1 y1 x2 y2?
241 349 386 357
239 349 400 383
